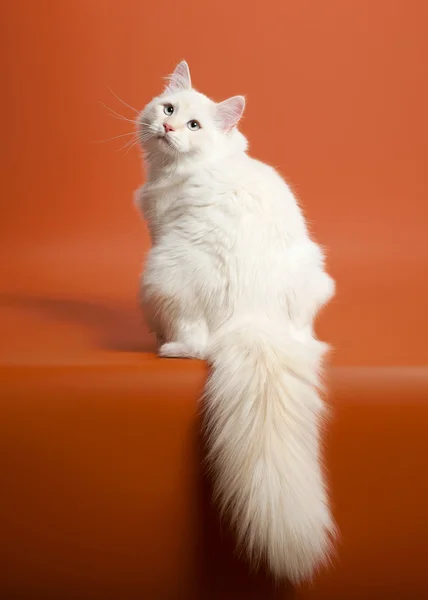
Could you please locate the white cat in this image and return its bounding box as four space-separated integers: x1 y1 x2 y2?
136 61 336 583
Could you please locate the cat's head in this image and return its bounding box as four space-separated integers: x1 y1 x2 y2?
138 61 246 161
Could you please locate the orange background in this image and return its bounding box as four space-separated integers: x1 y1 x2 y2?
1 2 428 599
1 0 428 366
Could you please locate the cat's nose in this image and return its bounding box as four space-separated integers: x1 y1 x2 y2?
163 123 175 133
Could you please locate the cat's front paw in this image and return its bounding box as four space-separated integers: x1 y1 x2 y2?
159 342 191 358
159 342 206 360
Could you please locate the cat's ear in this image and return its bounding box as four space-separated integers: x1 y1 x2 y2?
164 61 192 93
216 96 245 132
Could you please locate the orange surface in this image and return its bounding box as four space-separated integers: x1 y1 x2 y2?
1 1 428 598
1 367 428 599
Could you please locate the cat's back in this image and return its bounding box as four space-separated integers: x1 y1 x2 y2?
141 150 306 243
212 152 306 234
216 152 282 188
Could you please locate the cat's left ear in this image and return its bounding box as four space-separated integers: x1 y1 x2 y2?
164 61 192 93
216 96 245 132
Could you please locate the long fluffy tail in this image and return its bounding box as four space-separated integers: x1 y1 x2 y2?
204 321 335 583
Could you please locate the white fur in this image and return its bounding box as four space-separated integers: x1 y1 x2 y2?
136 61 336 582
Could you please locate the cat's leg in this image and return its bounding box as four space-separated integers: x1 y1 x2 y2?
142 285 209 359
159 318 209 360
140 293 165 350
155 332 165 349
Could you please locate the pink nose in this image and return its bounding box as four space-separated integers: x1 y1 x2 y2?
163 123 175 133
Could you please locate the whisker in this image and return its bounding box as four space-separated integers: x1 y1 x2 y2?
124 139 139 155
93 131 136 144
118 134 138 153
99 101 137 124
108 88 139 114
139 133 155 142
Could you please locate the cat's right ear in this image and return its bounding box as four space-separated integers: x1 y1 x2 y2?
163 61 192 94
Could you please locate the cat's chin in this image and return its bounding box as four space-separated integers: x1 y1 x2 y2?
156 136 176 152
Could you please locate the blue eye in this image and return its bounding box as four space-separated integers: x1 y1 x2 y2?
163 104 174 115
187 120 201 131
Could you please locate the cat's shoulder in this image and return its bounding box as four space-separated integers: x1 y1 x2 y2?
237 154 289 188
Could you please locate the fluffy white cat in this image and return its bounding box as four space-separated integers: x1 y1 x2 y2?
136 61 336 583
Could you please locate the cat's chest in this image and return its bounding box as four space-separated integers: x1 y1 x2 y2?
144 179 225 233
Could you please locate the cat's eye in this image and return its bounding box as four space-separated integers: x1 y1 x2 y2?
187 120 201 131
163 104 174 116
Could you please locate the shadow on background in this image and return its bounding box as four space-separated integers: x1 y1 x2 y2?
0 294 155 353
195 427 295 600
